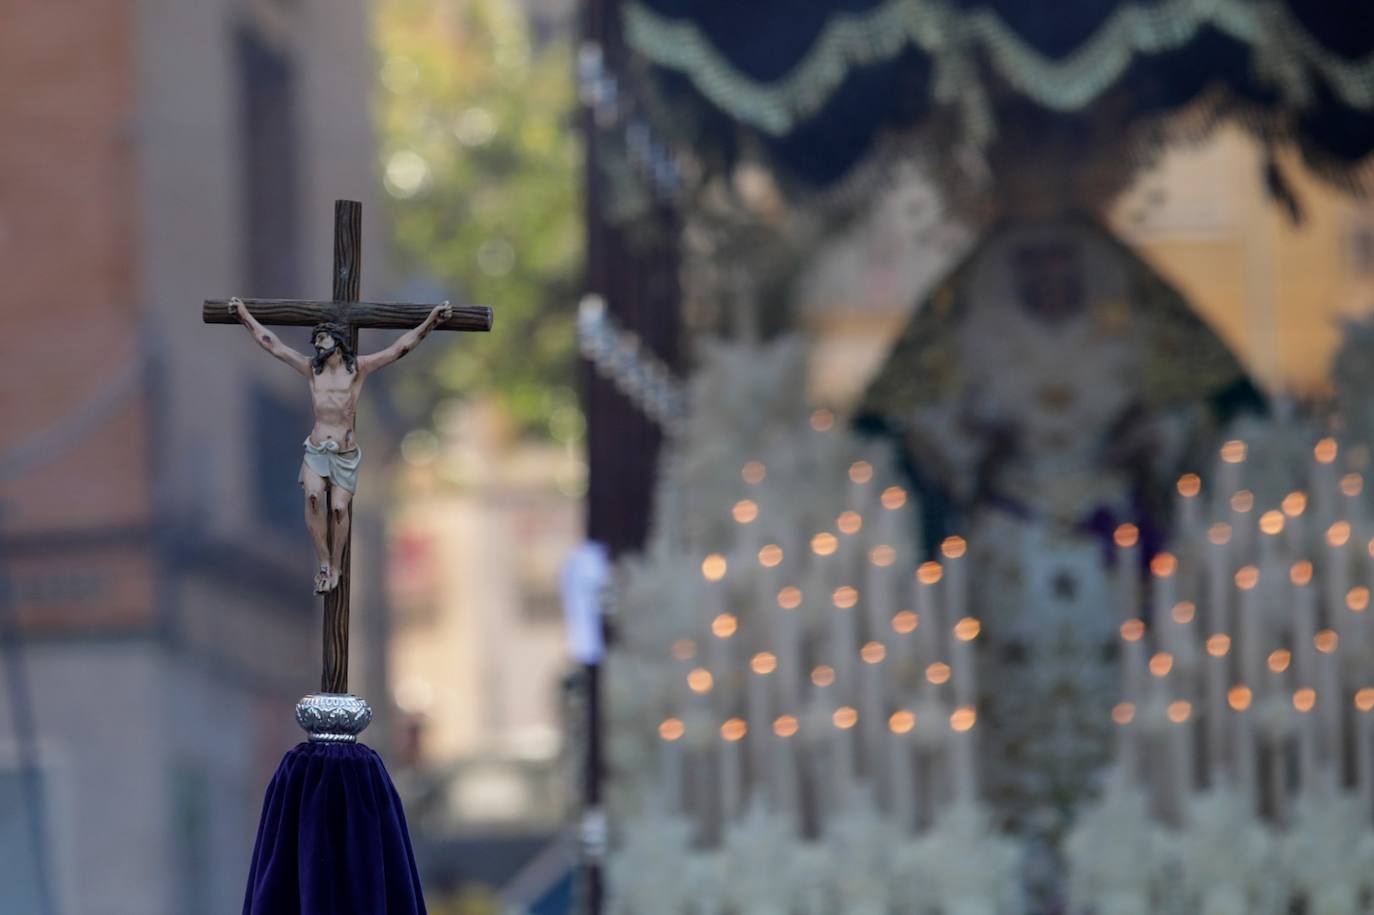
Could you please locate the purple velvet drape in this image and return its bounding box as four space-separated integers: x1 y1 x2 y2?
242 742 427 915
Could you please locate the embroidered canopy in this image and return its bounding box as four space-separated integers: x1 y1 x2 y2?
625 0 1374 187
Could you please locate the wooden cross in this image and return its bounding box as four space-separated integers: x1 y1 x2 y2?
203 199 491 694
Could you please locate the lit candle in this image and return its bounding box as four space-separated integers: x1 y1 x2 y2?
718 718 746 826
913 562 943 668
1356 690 1374 821
1116 523 1142 622
1203 632 1230 785
1167 700 1195 822
1236 567 1265 688
774 585 803 711
747 654 775 783
658 719 686 814
951 616 980 708
949 706 978 804
1294 690 1318 794
859 643 886 782
887 718 916 835
769 715 799 820
1230 686 1257 813
1177 474 1204 550
1121 618 1148 703
941 536 968 623
1315 629 1342 763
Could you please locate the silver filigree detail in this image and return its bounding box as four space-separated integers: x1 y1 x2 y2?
295 693 372 742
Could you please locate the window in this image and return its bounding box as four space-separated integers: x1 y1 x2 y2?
235 26 300 298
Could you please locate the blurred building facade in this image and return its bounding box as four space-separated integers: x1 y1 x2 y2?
387 400 580 829
0 1 383 912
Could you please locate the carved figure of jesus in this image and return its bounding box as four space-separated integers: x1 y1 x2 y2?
229 296 452 592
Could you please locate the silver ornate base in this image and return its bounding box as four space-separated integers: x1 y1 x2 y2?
295 693 373 742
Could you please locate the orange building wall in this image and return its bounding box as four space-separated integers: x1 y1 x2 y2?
0 0 151 630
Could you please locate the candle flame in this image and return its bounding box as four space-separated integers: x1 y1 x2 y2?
1171 601 1196 624
1149 653 1174 677
892 610 919 634
1349 587 1371 612
701 553 728 581
732 499 759 524
811 665 836 687
758 544 783 567
833 706 858 729
1177 473 1202 498
688 668 714 694
1208 522 1233 545
1314 437 1338 464
721 718 748 741
1206 634 1232 657
1268 649 1292 673
926 662 951 684
1293 688 1317 712
941 535 968 559
751 652 778 675
1328 521 1352 547
1356 688 1374 713
837 511 863 535
1291 560 1313 586
950 707 976 732
832 586 859 609
1314 629 1339 654
1112 702 1136 725
1228 685 1253 711
777 586 803 609
917 561 943 585
1151 553 1177 578
1282 491 1308 516
659 718 685 741
773 715 799 737
1220 440 1247 463
880 486 908 510
1231 490 1254 513
811 532 838 556
1235 566 1260 590
869 544 897 567
1342 473 1364 497
888 710 915 734
711 613 738 639
860 641 887 664
954 617 981 641
1114 523 1140 548
1259 510 1284 535
1167 700 1192 723
847 459 873 483
1120 619 1146 642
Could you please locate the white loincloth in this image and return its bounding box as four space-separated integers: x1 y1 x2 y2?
299 437 362 494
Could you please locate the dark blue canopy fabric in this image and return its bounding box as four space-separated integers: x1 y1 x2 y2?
626 0 1374 186
243 742 426 915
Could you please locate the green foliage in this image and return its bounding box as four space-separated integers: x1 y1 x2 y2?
374 0 582 436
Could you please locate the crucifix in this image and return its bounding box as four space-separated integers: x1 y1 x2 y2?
204 199 491 696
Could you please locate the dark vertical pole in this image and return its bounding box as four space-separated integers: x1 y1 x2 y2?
322 199 361 694
0 510 56 915
577 0 681 909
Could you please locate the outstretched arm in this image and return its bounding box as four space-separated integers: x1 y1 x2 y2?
358 303 452 375
229 297 310 375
